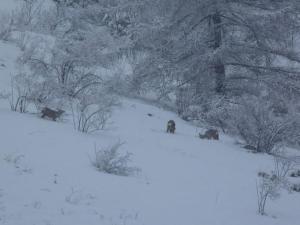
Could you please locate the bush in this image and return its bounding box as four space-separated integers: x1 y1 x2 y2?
70 93 117 133
9 73 32 113
256 172 281 215
91 141 139 176
232 99 293 154
256 154 294 215
8 72 58 113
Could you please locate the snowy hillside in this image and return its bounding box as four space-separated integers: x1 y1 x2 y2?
1 0 300 224
0 88 300 225
0 40 299 225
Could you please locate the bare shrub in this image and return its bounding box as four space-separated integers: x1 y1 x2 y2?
13 0 43 31
91 141 139 176
256 172 281 215
9 72 57 113
233 100 293 154
9 74 31 113
60 67 103 98
273 154 294 179
24 47 104 100
256 154 294 215
70 94 117 133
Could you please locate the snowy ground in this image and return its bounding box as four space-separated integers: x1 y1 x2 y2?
1 93 300 225
0 15 300 225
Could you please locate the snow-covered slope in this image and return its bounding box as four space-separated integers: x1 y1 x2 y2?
0 95 300 224
0 14 299 225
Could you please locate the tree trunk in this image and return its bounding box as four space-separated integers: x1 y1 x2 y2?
212 11 225 94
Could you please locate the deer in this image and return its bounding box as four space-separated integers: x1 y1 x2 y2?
41 107 64 121
199 129 219 140
166 120 176 134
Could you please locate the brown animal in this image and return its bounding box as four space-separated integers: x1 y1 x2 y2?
258 171 270 179
41 107 64 121
258 172 278 181
292 184 300 192
290 170 300 177
166 120 176 134
244 145 257 151
199 129 219 140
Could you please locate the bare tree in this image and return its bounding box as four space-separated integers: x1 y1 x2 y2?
256 153 294 215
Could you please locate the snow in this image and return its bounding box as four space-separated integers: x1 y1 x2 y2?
0 82 300 224
0 8 299 225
